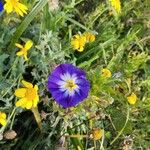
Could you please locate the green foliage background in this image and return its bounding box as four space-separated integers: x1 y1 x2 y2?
0 0 150 149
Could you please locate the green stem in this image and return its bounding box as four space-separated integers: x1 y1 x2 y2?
10 111 16 130
31 107 42 131
2 74 21 98
110 104 130 145
67 127 84 150
94 140 96 150
64 15 95 33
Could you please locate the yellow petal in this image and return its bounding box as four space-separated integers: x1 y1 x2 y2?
71 40 79 50
22 80 33 88
14 6 24 17
33 95 39 107
16 51 24 56
74 35 80 39
25 101 32 109
15 88 26 97
0 118 7 126
92 128 103 140
34 85 38 91
25 40 33 50
89 34 95 42
102 68 112 78
78 46 84 52
23 54 28 61
127 92 137 105
18 3 28 12
4 3 13 13
15 98 27 107
15 43 23 49
1 113 6 119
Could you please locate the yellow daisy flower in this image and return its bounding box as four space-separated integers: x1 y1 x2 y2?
109 0 121 13
127 92 137 105
15 40 33 61
92 128 103 140
84 32 95 42
71 34 86 52
15 80 39 109
102 68 112 78
4 0 28 17
0 112 7 126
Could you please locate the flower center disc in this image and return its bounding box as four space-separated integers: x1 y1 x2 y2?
65 80 78 91
25 88 36 100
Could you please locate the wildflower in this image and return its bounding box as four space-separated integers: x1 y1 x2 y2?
92 128 103 140
71 34 86 52
48 64 90 108
77 146 82 150
15 80 39 109
109 10 113 16
15 40 33 61
102 68 112 78
84 32 95 42
4 0 28 17
0 112 7 126
109 0 121 13
127 92 137 105
0 2 3 12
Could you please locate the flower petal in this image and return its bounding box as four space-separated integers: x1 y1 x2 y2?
0 118 7 126
0 2 4 12
15 43 23 49
25 40 33 50
16 51 24 56
25 101 32 109
14 88 26 97
23 53 28 61
15 98 27 107
1 113 6 119
22 80 33 88
33 95 39 107
4 3 13 13
34 85 38 91
18 3 28 12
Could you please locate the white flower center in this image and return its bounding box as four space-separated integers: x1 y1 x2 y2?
58 72 79 96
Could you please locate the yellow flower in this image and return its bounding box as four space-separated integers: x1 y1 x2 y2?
4 0 28 17
71 34 86 52
127 92 137 105
15 80 39 109
0 112 7 126
92 128 103 140
15 40 33 61
109 0 121 13
77 146 82 150
84 32 95 42
102 68 112 78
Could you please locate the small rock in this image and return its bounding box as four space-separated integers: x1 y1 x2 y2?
4 130 17 140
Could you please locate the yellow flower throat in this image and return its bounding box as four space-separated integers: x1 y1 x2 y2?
65 80 78 91
25 88 36 100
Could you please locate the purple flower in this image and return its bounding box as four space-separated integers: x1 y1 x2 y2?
48 64 90 108
0 2 3 12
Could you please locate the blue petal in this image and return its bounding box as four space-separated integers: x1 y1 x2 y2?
56 64 86 77
0 2 3 12
61 64 86 77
